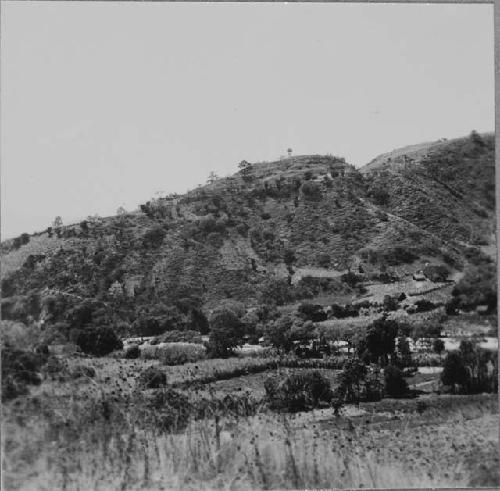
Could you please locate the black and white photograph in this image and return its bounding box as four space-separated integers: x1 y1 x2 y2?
1 2 498 489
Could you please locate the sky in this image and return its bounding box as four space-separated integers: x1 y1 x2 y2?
1 2 494 239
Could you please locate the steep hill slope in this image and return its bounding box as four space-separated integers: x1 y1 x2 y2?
1 132 495 334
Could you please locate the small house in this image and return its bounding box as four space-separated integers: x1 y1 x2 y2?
412 271 426 281
475 305 489 315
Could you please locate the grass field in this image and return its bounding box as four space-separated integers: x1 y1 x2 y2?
3 388 497 490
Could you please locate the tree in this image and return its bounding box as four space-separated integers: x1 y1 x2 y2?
208 307 245 357
384 365 408 397
258 278 294 306
451 263 496 313
238 160 254 182
283 248 296 267
207 171 219 184
75 326 123 356
264 371 332 412
383 295 399 312
441 352 468 393
108 281 124 299
432 338 445 359
116 206 127 216
337 358 368 403
142 225 166 249
470 130 484 146
298 303 327 322
358 315 398 366
423 264 450 282
53 216 63 228
396 336 412 367
263 313 311 352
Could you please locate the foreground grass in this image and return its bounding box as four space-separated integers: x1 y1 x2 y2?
3 391 498 490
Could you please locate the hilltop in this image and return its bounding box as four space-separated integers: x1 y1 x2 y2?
1 131 496 337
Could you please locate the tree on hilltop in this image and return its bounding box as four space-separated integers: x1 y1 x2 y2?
53 216 63 228
207 171 219 184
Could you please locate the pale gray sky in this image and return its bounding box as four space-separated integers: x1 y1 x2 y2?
1 2 494 239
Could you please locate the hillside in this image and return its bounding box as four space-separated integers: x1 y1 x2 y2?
1 131 495 336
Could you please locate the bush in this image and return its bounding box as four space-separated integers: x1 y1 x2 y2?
146 389 191 431
316 253 331 268
1 346 46 400
369 186 390 206
70 365 96 379
440 341 498 394
423 264 450 282
384 365 409 397
336 359 384 404
158 330 203 344
74 326 123 356
383 295 399 312
329 303 359 319
263 314 312 352
297 303 327 322
414 299 437 313
264 371 332 412
142 225 167 248
341 272 364 288
301 181 322 201
159 343 206 365
385 247 419 266
124 344 140 359
137 366 167 389
451 263 496 313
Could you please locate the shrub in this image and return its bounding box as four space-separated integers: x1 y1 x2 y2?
384 247 419 265
423 264 450 282
301 181 322 201
124 344 140 359
414 299 437 313
235 222 248 237
341 272 363 288
264 371 332 412
74 326 123 356
142 225 167 248
283 248 296 267
159 330 203 344
384 365 409 397
329 303 359 319
451 263 496 313
159 343 206 365
70 365 96 379
263 314 311 352
1 346 46 400
137 366 167 389
383 295 399 312
297 303 327 322
258 278 295 306
368 185 390 206
146 389 191 431
316 253 331 268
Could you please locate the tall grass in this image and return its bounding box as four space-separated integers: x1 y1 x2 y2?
3 391 497 490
